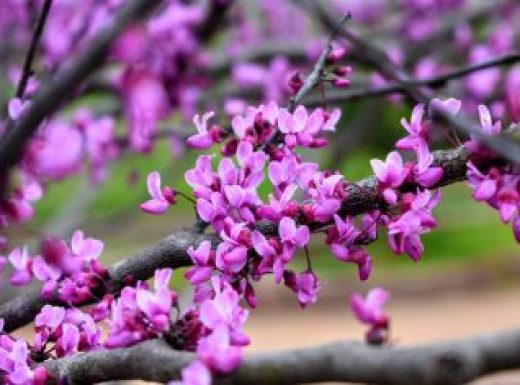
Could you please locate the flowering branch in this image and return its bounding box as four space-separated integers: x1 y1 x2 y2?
43 329 520 385
0 138 495 333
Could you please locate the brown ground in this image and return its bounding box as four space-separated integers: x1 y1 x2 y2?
242 283 520 385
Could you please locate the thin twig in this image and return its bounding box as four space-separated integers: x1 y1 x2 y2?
303 52 520 105
288 12 351 112
16 0 53 99
264 12 351 147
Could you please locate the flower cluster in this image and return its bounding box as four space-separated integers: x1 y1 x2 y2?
0 326 49 385
105 268 177 348
466 105 520 241
34 305 101 357
3 230 107 303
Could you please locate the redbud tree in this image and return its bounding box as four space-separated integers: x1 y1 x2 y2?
0 1 519 384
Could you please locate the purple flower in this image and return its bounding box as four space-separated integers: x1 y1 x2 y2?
467 162 497 201
197 325 242 374
187 111 216 150
413 142 443 188
307 173 345 222
278 105 325 148
370 151 408 204
429 97 461 116
478 104 502 135
140 171 175 215
387 190 440 261
169 361 211 385
506 65 520 122
396 104 429 151
350 287 390 327
199 277 249 337
7 247 33 286
185 155 215 200
284 270 320 308
465 45 501 99
7 97 30 120
185 241 214 285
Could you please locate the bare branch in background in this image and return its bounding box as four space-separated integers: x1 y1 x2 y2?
0 0 164 186
301 1 520 168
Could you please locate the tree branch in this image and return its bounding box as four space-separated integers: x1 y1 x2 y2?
15 0 53 99
44 329 520 385
0 0 163 183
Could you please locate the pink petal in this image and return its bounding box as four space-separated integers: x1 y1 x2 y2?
140 199 169 214
147 171 164 201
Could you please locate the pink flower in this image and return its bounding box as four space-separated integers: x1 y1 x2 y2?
197 325 242 374
284 270 320 308
140 171 175 215
7 97 30 120
8 247 33 286
24 120 83 180
169 361 211 385
121 69 169 153
199 277 249 338
370 151 408 204
429 97 461 116
396 104 429 151
277 105 325 148
350 287 390 327
478 104 502 135
413 142 443 188
187 111 216 150
467 162 497 201
506 65 520 122
465 45 501 99
185 241 214 285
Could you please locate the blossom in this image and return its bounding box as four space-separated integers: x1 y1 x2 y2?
185 241 214 285
478 104 502 136
307 173 345 222
387 190 440 261
199 277 249 340
140 171 175 215
396 104 429 151
187 111 217 150
370 151 408 204
197 325 242 374
506 65 520 122
105 268 176 348
169 361 211 385
277 105 325 148
429 97 461 116
350 287 390 327
7 247 33 286
283 270 320 308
